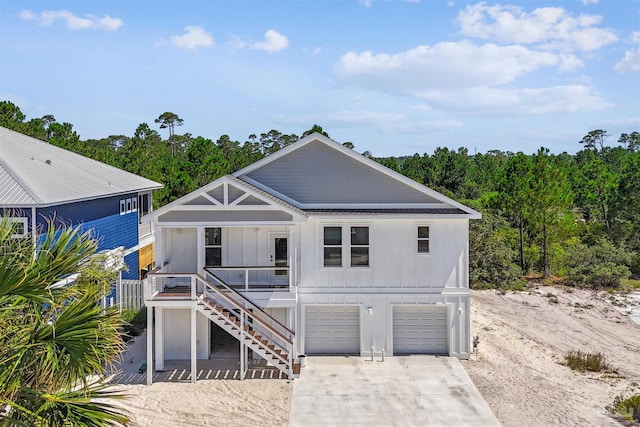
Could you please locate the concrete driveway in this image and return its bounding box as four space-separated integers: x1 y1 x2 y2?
290 356 500 427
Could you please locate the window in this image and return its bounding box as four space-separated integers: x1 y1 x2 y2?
126 198 132 213
205 227 222 266
350 226 369 267
119 200 126 215
418 226 430 254
138 193 151 223
323 226 342 267
131 197 138 212
8 218 28 238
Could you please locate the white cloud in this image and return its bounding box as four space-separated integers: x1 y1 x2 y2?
228 34 248 50
170 26 214 50
251 30 289 53
335 41 578 94
614 48 640 73
581 0 599 4
20 9 122 30
632 31 640 44
359 0 372 7
456 3 617 51
422 85 611 115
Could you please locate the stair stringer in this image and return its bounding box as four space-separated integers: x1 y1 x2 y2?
195 296 294 378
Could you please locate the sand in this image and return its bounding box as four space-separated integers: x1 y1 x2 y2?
108 331 292 427
109 286 640 426
464 286 640 427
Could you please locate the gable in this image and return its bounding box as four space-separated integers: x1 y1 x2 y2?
143 176 307 224
243 141 440 205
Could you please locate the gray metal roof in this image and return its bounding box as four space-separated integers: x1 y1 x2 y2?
226 175 308 217
0 126 162 207
304 208 467 215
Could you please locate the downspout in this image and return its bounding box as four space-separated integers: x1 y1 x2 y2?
31 207 36 240
31 207 37 257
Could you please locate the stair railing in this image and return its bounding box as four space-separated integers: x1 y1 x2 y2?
196 273 294 373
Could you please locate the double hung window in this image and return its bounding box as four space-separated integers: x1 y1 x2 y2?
350 226 369 267
417 226 430 253
323 226 342 267
205 227 222 266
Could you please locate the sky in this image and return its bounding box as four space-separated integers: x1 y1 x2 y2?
0 0 639 157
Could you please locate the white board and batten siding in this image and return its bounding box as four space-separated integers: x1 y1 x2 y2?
304 305 360 355
298 218 469 290
392 305 449 355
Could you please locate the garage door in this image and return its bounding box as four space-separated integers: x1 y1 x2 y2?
305 306 360 355
393 305 448 355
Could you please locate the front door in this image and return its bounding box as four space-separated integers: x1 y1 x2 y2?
270 234 289 286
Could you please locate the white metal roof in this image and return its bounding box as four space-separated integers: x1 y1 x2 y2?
0 126 162 207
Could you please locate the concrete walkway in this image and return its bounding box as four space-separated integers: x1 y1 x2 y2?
290 355 501 427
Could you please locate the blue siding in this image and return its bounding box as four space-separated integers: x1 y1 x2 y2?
123 251 139 280
35 194 139 252
37 195 125 224
80 212 138 252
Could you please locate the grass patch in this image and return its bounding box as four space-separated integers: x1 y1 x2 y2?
609 394 640 424
621 278 640 291
121 308 147 341
564 349 609 372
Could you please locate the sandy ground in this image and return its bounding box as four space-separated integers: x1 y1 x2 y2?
464 286 640 427
109 286 640 427
108 331 292 427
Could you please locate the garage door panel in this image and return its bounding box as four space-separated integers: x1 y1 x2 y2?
393 306 448 355
305 306 360 355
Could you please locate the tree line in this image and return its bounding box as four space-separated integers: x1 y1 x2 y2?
1 100 638 288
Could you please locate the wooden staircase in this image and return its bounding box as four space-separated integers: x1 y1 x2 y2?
195 274 300 379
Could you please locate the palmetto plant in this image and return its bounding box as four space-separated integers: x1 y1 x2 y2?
0 218 129 426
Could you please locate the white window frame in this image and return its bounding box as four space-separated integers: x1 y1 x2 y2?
417 225 430 254
204 227 222 267
131 197 138 212
119 199 126 215
350 226 370 267
7 217 28 239
323 225 343 268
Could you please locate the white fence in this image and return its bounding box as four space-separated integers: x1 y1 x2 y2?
118 279 145 311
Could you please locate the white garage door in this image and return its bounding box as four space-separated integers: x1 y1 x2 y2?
393 305 448 355
305 306 360 355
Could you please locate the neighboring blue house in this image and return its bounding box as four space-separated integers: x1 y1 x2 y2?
0 126 162 280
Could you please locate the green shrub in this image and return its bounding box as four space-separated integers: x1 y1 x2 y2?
564 239 634 288
564 349 609 372
610 394 640 423
121 308 147 340
469 211 525 290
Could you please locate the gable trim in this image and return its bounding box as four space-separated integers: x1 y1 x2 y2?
142 175 308 223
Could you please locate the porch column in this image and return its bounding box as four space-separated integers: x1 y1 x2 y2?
190 306 197 383
288 225 296 289
146 305 153 385
155 226 165 269
240 311 245 381
154 308 164 370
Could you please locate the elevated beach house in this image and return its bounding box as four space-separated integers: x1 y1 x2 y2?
142 133 481 383
0 126 162 281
